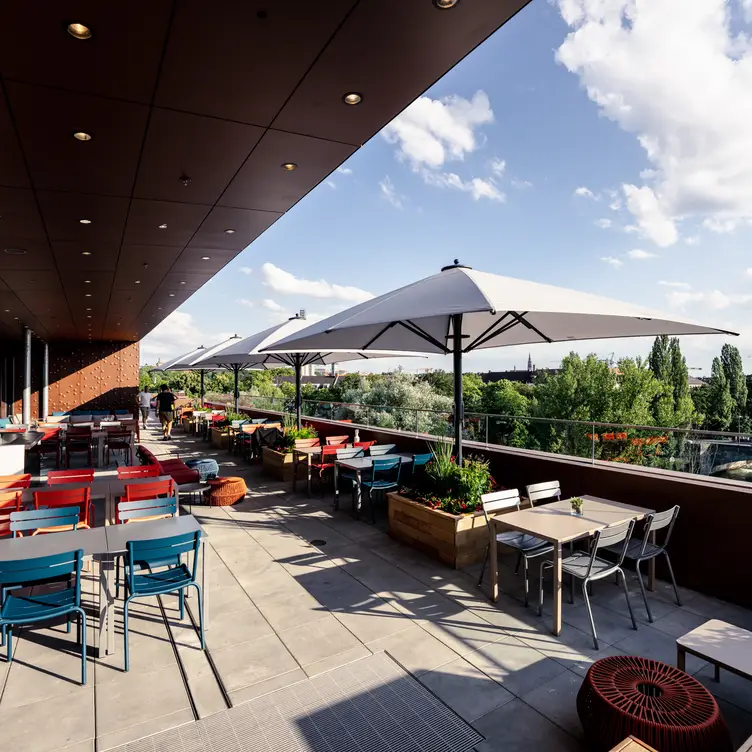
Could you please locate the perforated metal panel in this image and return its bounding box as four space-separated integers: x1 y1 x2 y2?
105 653 483 752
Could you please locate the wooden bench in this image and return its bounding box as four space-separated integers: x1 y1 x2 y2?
677 619 752 683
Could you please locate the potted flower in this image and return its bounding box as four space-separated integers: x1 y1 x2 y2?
210 411 243 449
262 416 318 482
387 440 500 569
570 497 584 516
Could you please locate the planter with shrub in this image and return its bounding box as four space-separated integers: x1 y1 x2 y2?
261 418 318 482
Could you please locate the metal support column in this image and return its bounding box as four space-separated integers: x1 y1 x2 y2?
452 313 464 465
294 356 303 430
41 341 49 420
22 327 31 425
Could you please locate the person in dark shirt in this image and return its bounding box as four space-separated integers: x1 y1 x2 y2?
155 384 176 440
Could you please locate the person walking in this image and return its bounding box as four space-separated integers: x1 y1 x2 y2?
136 387 153 429
155 384 177 440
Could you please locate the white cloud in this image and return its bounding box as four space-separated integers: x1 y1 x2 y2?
325 180 336 189
702 217 739 233
595 218 612 229
239 267 253 275
600 256 623 268
336 166 353 175
666 289 752 310
511 178 533 190
381 90 493 170
574 186 596 199
490 158 506 175
422 171 505 202
685 236 700 246
658 281 692 289
236 298 254 307
626 249 656 260
140 312 226 364
556 0 752 246
743 0 752 23
261 262 373 303
261 299 284 312
379 176 403 209
746 268 752 277
609 199 621 211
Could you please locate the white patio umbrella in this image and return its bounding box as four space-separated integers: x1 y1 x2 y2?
194 313 418 426
156 337 241 406
264 261 737 461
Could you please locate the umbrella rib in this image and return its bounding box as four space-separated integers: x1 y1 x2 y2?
363 321 399 349
468 318 521 351
509 311 553 343
399 320 450 353
465 312 513 351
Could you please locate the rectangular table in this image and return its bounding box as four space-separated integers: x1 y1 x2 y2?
333 453 414 515
677 619 752 682
490 496 654 635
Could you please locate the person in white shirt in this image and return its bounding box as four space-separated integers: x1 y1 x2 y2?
136 389 153 428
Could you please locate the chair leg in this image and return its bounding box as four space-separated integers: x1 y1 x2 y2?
618 568 638 631
6 625 11 663
123 598 131 671
522 555 529 607
193 584 206 650
582 580 599 650
664 552 682 606
77 609 87 685
570 572 575 604
115 557 120 600
179 589 185 621
538 561 549 617
478 544 489 587
635 559 653 622
67 615 71 633
514 551 522 576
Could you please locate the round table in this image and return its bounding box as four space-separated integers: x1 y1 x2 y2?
577 655 732 752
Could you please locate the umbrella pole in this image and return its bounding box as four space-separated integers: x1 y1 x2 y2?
294 356 302 430
233 366 240 414
453 313 464 464
200 370 205 408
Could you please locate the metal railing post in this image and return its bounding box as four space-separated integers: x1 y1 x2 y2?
485 415 489 445
415 409 419 435
591 422 596 464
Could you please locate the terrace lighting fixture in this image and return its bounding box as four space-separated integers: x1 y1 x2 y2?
3 248 26 255
281 162 297 171
201 256 210 260
67 23 92 39
81 251 91 256
79 219 92 224
343 92 362 105
224 229 236 234
73 132 91 141
158 223 168 229
433 0 459 7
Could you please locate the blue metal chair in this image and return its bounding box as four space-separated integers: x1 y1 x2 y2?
0 548 87 684
409 452 432 480
335 447 364 506
361 457 402 523
10 507 80 537
122 531 204 671
368 444 396 456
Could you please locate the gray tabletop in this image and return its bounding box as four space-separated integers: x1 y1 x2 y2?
22 480 110 505
335 453 414 471
105 515 206 553
0 527 107 561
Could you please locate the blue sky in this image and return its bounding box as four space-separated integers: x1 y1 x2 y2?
142 0 752 376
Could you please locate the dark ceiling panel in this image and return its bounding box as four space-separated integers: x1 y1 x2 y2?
51 241 120 272
134 109 264 205
59 269 115 297
219 129 356 212
172 246 237 274
156 0 357 125
0 1 172 104
0 240 56 272
37 192 129 243
0 269 61 292
123 200 212 247
273 0 525 144
0 188 48 241
187 207 280 251
6 82 149 197
115 245 183 276
0 97 29 188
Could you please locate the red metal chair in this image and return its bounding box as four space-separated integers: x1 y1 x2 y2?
0 474 31 490
117 465 161 480
118 479 175 523
47 468 95 486
0 491 22 538
65 426 93 468
353 441 376 451
33 487 94 531
105 427 132 466
32 427 63 469
325 435 350 446
310 445 339 493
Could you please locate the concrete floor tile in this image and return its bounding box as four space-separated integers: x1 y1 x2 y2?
254 589 331 631
521 669 586 740
516 619 604 671
560 601 639 646
51 741 95 752
96 709 195 751
650 606 710 639
209 633 299 693
566 644 630 679
417 609 507 656
277 614 363 667
464 635 568 697
228 667 308 706
695 662 752 715
302 643 372 677
0 686 94 752
419 656 514 722
613 623 708 673
367 625 462 675
200 605 274 651
715 697 752 750
330 599 413 643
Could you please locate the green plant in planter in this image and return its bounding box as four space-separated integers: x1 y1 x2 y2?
570 497 584 515
280 424 318 452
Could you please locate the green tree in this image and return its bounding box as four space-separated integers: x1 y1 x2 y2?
612 357 663 425
647 336 694 427
417 370 453 397
706 356 734 430
481 379 531 447
720 344 747 430
462 373 485 413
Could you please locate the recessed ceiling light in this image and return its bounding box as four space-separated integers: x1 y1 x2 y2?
134 280 140 284
84 280 91 284
67 23 92 39
73 132 91 141
86 308 91 311
3 309 9 313
158 223 168 229
87 315 91 318
343 92 362 105
85 293 91 297
180 281 186 284
281 162 297 171
81 251 91 256
3 248 26 255
201 256 210 260
169 293 175 297
14 317 19 320
224 228 236 234
158 307 162 310
432 0 459 7
79 219 92 224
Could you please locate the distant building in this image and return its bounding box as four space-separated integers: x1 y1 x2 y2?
688 375 707 389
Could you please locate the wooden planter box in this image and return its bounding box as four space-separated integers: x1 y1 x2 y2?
210 427 230 450
262 447 295 482
387 492 490 569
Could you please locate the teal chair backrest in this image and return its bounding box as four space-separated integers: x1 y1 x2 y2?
0 418 10 428
126 532 201 594
10 507 80 537
0 548 83 592
117 498 177 523
367 457 402 486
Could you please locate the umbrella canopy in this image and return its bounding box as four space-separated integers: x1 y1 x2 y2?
266 262 737 459
195 314 418 425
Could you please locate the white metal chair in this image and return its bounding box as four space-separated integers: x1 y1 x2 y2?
524 480 561 507
478 489 553 606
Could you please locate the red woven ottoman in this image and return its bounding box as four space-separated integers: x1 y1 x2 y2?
577 655 732 752
204 476 247 507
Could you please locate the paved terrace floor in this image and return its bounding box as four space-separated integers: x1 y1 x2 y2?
2 417 752 751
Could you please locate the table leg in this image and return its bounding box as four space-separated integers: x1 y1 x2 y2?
552 542 563 636
333 463 340 510
489 520 498 602
202 539 209 631
677 646 686 671
97 435 105 468
355 470 362 519
306 456 312 497
648 530 656 591
95 555 106 658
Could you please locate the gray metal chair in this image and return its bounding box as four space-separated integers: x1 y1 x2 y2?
368 444 396 456
604 505 681 622
539 518 638 649
478 489 553 607
524 480 561 507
